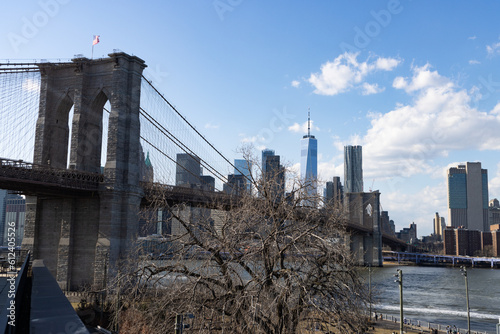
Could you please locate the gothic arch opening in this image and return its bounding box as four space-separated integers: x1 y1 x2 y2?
66 105 74 168
102 100 110 170
69 90 108 173
86 90 108 173
51 94 73 169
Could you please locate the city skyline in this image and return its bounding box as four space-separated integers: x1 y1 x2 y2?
1 2 500 236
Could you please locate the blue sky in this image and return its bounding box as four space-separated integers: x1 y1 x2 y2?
2 0 500 236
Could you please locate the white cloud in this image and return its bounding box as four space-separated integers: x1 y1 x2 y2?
469 85 482 102
492 102 500 115
291 80 300 88
362 64 500 181
486 41 500 56
392 63 448 93
489 162 500 200
383 182 447 236
205 122 219 129
333 134 363 151
468 36 477 40
290 162 300 175
468 59 480 65
287 163 301 191
362 82 385 95
240 134 265 144
392 76 407 90
288 120 319 134
318 158 343 183
375 57 400 71
308 52 400 96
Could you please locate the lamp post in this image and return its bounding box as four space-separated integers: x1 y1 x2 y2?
369 265 372 321
394 269 403 334
460 266 471 334
174 313 194 334
175 314 184 334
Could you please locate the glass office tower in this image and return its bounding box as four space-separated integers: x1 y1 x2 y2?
344 145 363 193
301 112 317 200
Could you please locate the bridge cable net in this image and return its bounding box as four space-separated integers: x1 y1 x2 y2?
0 65 243 192
0 65 40 162
139 76 239 191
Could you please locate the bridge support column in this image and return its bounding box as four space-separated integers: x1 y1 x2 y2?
22 52 147 291
349 234 365 265
55 199 75 291
92 52 146 288
345 191 383 267
22 196 99 290
94 191 143 289
21 196 39 256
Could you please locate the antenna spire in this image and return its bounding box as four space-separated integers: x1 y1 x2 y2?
307 107 310 137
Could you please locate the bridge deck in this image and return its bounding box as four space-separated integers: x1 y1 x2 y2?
0 158 102 196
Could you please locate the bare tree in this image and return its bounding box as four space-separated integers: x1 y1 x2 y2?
110 148 369 334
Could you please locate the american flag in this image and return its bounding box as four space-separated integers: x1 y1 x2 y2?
92 35 100 46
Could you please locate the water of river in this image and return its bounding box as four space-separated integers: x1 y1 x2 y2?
365 265 500 333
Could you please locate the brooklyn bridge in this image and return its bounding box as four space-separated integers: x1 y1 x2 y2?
0 53 409 292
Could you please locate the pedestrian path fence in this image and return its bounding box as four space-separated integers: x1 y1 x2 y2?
376 313 491 334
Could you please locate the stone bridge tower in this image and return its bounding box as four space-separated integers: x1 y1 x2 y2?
22 53 147 290
345 191 383 267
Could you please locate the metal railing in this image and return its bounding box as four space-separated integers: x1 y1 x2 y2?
0 157 103 192
378 313 490 334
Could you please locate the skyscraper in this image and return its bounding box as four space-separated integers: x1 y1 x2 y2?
324 176 343 206
200 175 215 191
0 189 7 246
344 145 363 193
3 193 25 246
223 174 247 195
447 162 489 231
489 199 500 226
262 149 275 175
433 212 445 240
234 158 252 192
175 153 202 188
300 111 318 199
261 149 284 201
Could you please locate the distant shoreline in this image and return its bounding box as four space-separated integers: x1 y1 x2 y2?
382 260 500 269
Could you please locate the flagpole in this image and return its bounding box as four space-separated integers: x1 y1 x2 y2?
92 35 99 59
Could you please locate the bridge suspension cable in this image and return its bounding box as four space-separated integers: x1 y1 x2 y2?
0 65 40 162
139 106 227 184
141 76 239 174
0 61 247 192
139 75 245 190
103 105 219 191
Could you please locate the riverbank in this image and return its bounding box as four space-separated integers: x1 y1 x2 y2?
370 318 448 334
370 319 424 334
367 308 494 334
